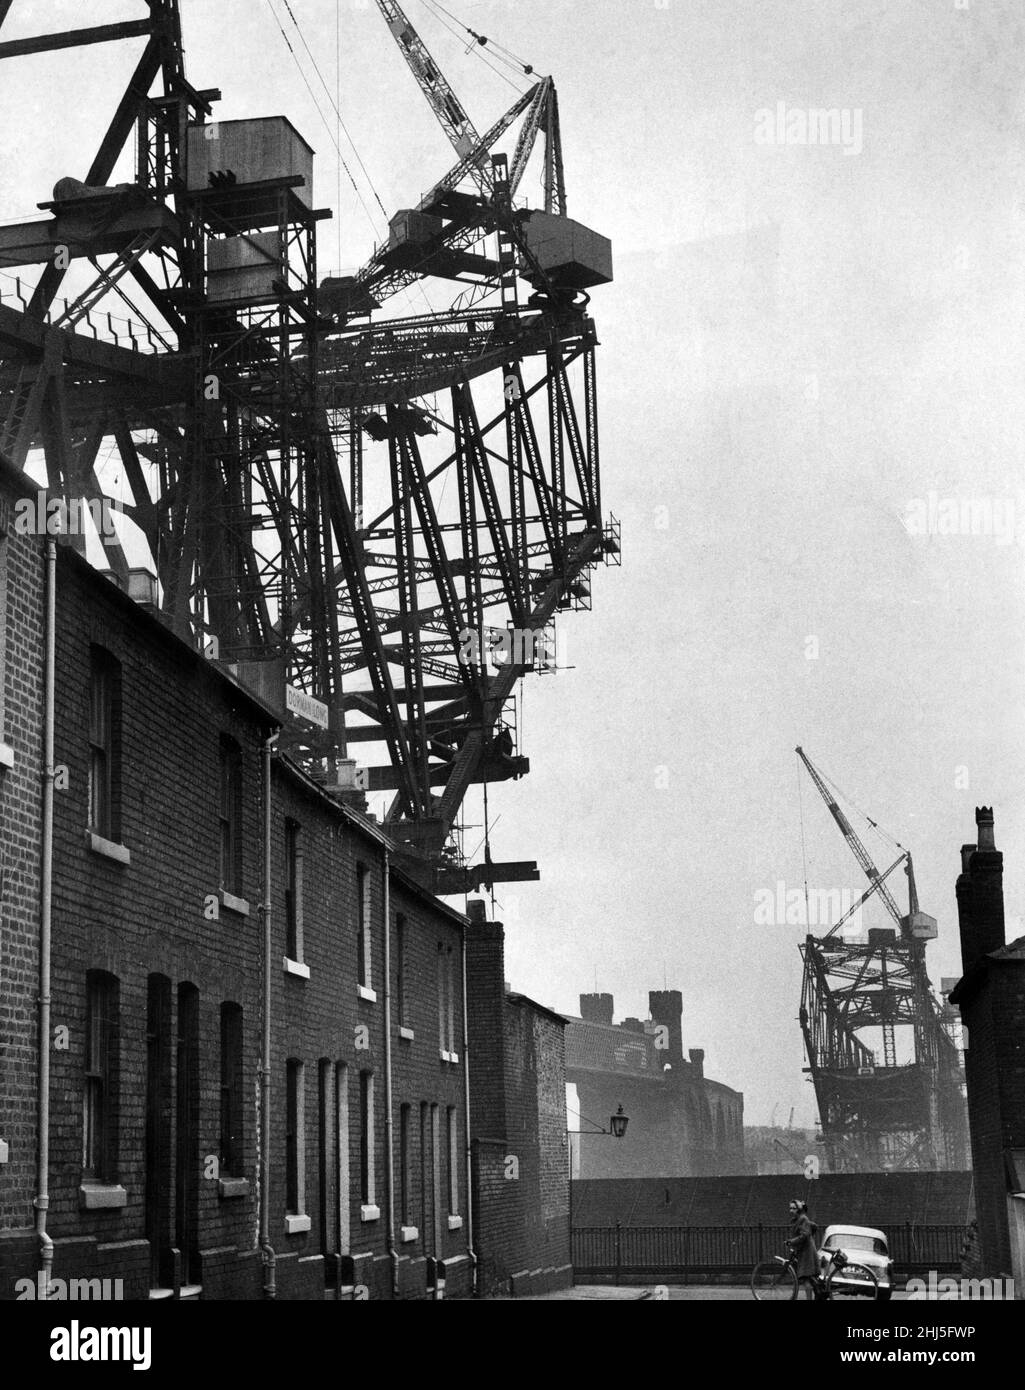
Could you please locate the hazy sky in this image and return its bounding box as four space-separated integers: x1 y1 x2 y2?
3 0 1024 1126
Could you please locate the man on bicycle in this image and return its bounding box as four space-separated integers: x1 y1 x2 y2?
787 1199 820 1300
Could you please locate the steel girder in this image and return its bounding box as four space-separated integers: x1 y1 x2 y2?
0 2 615 877
799 934 969 1172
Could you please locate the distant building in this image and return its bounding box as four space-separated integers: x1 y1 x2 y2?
950 807 1025 1292
565 991 744 1178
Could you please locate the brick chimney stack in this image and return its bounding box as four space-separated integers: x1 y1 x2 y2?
956 807 1005 974
579 993 614 1025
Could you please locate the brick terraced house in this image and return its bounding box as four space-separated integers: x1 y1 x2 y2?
0 453 571 1300
0 457 491 1299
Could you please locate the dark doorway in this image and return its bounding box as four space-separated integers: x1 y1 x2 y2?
175 983 200 1286
145 974 172 1288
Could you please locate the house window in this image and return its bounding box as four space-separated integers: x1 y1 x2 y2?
218 736 242 894
284 820 302 961
356 864 371 990
437 945 446 1053
400 1103 411 1227
88 648 120 839
395 914 406 1026
447 1106 459 1216
359 1071 375 1208
446 949 456 1054
83 971 118 1180
219 1004 244 1178
285 1059 305 1217
438 944 456 1057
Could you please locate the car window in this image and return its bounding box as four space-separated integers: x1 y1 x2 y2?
824 1233 876 1253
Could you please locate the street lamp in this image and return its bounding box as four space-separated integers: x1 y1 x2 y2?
570 1104 629 1139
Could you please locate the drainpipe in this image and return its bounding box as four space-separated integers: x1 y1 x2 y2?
35 536 57 1296
382 848 400 1299
460 919 478 1296
259 732 278 1297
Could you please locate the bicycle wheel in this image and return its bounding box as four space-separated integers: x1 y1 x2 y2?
825 1261 879 1301
751 1261 799 1300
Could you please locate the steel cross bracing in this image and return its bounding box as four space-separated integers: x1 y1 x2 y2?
795 749 969 1172
0 2 618 884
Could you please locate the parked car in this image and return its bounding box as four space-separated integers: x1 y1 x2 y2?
818 1225 893 1300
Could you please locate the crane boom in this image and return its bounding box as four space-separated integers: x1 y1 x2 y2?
376 0 491 191
795 746 905 931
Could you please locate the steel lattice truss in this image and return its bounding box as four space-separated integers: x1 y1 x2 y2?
799 935 969 1172
0 1 618 885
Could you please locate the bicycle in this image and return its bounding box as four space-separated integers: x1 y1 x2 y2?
750 1247 879 1301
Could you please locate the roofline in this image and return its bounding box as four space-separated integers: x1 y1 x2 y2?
505 991 567 1028
272 757 468 929
56 545 283 731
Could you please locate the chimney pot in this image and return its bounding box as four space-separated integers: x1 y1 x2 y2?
960 844 976 874
975 807 995 851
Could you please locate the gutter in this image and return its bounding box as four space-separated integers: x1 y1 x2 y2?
35 536 56 1295
259 732 278 1297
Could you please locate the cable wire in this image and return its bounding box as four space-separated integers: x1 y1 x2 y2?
279 0 390 220
263 0 384 239
418 0 528 92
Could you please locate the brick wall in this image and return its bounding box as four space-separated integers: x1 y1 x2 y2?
466 912 571 1297
267 764 470 1301
0 472 45 1262
0 523 474 1301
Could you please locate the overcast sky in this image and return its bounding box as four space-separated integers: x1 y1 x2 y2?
3 0 1024 1127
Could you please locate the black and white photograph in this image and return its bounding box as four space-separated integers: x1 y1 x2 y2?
0 0 1022 1367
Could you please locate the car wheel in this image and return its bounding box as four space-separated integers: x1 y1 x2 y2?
877 1287 892 1302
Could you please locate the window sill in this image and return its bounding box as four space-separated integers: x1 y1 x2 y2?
399 1026 415 1042
87 832 130 865
360 1204 380 1223
0 741 13 769
400 1225 418 1244
220 890 250 917
357 985 377 1003
440 1050 460 1065
283 957 310 980
79 1183 127 1210
284 1213 311 1235
448 1215 463 1232
218 1177 250 1199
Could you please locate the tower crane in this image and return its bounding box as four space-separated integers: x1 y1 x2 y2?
376 1 490 185
794 748 967 1172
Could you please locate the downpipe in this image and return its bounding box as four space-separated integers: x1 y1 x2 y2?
35 536 57 1297
461 921 478 1296
382 849 400 1300
259 732 278 1297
